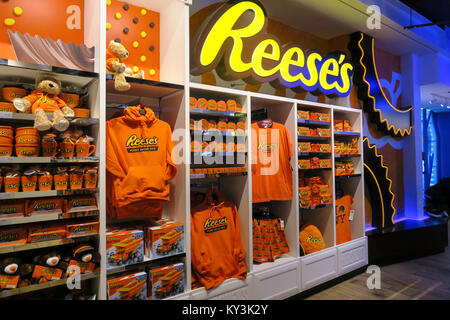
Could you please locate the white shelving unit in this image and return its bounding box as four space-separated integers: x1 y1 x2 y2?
0 0 367 300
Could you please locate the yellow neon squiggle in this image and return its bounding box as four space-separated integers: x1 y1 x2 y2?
364 137 397 225
364 162 385 228
357 33 412 137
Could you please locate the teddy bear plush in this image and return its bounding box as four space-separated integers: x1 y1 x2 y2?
62 244 100 277
12 76 74 132
0 257 34 289
106 40 132 92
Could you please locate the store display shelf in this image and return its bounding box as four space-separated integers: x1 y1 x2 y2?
190 108 246 118
334 131 361 137
191 151 247 157
297 119 331 126
0 210 99 227
298 136 331 141
0 188 98 200
300 203 333 210
0 59 98 79
0 112 99 126
190 172 247 180
106 253 186 276
335 173 362 178
190 130 246 137
298 152 332 157
334 154 361 158
0 156 99 164
0 271 100 299
106 74 184 99
298 167 332 171
0 234 99 255
251 256 298 274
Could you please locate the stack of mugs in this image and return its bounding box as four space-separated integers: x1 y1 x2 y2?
0 126 14 156
15 127 40 157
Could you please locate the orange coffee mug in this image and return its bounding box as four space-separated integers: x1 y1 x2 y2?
38 175 53 191
59 141 75 157
75 142 96 157
4 176 20 193
0 102 16 113
21 175 37 192
69 174 83 189
2 87 26 102
83 173 98 189
41 140 58 157
0 126 13 144
54 174 68 190
0 144 13 157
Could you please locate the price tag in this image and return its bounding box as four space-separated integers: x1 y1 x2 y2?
349 210 355 221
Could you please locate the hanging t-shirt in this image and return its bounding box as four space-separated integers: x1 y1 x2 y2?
251 121 293 203
335 194 353 245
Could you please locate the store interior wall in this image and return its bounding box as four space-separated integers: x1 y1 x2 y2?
435 112 450 179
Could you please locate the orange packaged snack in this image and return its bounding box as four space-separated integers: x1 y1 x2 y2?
66 221 99 238
236 121 245 131
69 166 84 190
26 197 64 216
59 93 80 109
4 174 20 192
298 110 309 120
298 142 311 153
208 120 217 131
235 103 243 112
310 157 320 169
298 127 309 136
217 100 227 111
319 159 332 168
0 201 25 219
299 186 311 199
227 99 237 112
300 198 312 208
84 167 99 189
298 159 310 170
207 99 217 111
0 227 27 247
317 128 331 137
32 265 63 282
53 167 68 190
37 169 53 191
196 98 208 109
21 170 38 192
66 196 98 213
74 108 90 118
41 133 58 157
318 113 330 122
334 120 344 131
309 128 318 136
189 97 197 108
319 144 331 153
344 120 352 132
0 126 13 144
28 225 67 243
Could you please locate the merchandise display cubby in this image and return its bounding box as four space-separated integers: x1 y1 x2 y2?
0 0 368 300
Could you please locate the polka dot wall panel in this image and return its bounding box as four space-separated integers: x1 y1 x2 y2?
107 0 160 81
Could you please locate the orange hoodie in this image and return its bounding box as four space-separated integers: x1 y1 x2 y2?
106 106 177 210
190 189 247 290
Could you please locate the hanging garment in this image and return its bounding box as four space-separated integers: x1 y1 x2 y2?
190 189 247 290
335 194 353 245
251 121 293 203
106 106 176 219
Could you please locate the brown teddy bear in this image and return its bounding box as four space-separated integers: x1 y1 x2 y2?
12 76 74 132
106 40 144 92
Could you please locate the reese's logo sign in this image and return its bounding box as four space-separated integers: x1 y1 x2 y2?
125 134 159 153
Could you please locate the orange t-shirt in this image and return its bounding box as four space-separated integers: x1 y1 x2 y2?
190 189 247 290
106 106 177 209
251 122 293 203
335 195 353 245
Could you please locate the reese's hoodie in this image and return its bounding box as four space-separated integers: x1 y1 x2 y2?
106 106 177 208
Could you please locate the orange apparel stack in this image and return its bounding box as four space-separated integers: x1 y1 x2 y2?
106 106 177 219
251 121 293 203
190 189 247 290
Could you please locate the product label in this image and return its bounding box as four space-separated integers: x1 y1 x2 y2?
126 135 159 153
203 217 227 233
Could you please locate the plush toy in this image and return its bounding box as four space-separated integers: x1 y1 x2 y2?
32 252 69 284
12 76 74 132
63 244 100 277
0 257 34 289
106 40 131 92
